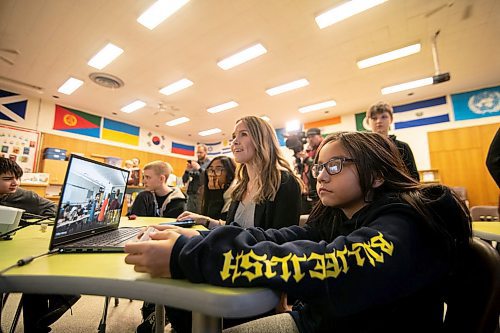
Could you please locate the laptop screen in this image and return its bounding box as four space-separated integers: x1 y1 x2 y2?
50 155 130 246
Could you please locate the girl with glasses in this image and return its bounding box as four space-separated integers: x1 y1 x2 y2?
125 131 471 333
201 156 237 220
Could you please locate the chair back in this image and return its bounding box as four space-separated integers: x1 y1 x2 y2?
299 214 309 227
450 186 469 208
443 238 500 333
470 205 499 221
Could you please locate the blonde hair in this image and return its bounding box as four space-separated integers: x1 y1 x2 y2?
143 161 173 183
232 116 302 204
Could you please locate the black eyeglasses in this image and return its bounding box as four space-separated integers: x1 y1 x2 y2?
207 167 225 176
311 157 356 178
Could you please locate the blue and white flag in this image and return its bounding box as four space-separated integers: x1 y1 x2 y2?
451 86 500 121
205 142 222 156
393 96 450 130
0 89 28 123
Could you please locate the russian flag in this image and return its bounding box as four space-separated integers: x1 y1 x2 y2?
393 96 450 130
171 142 194 156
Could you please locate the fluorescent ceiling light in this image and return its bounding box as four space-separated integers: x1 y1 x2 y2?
159 78 193 96
381 77 433 95
299 100 337 113
315 0 387 29
121 100 146 113
166 117 190 126
87 43 124 70
199 128 222 136
217 43 268 70
207 101 239 114
137 0 190 30
266 79 309 96
57 77 84 95
260 115 271 122
357 43 421 69
286 120 301 133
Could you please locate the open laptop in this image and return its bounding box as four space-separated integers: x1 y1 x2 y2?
49 154 139 253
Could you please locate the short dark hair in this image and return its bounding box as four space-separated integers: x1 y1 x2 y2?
306 128 321 137
0 157 23 178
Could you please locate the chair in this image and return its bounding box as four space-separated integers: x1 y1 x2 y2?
443 237 500 333
470 205 499 221
299 214 309 226
450 186 469 208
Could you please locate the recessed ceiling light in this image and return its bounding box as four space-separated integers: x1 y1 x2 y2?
199 128 222 136
159 78 193 96
87 43 123 70
57 77 84 95
381 77 434 95
315 0 388 29
166 117 190 126
217 43 268 70
137 0 190 30
357 43 421 69
266 79 309 96
120 100 146 113
207 101 239 113
299 100 337 113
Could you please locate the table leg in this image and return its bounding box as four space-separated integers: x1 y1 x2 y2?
192 311 222 333
155 304 165 333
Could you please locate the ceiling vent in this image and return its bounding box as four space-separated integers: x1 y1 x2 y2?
89 72 124 89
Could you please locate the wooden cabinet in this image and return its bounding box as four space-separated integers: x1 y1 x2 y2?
39 159 68 185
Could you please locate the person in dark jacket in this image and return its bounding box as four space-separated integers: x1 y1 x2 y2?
367 101 420 181
131 161 186 218
125 131 472 333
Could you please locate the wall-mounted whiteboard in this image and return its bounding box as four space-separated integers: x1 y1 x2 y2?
0 124 40 172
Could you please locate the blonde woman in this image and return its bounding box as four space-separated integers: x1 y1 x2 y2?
178 115 302 229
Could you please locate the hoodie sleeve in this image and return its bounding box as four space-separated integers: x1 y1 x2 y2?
173 210 449 316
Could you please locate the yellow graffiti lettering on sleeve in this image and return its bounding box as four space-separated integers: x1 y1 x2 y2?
240 250 267 282
219 233 394 283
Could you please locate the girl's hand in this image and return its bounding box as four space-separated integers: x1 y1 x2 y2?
152 224 200 238
177 211 211 226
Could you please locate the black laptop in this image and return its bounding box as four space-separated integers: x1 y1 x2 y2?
49 154 139 253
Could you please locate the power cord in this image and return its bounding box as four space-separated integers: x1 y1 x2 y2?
0 248 60 275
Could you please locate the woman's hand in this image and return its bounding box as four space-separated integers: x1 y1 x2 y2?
177 211 211 226
275 292 292 313
124 230 181 277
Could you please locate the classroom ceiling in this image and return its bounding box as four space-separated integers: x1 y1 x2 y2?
0 0 499 143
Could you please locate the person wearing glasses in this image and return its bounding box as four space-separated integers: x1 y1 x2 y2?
125 131 472 333
201 156 237 220
366 102 420 181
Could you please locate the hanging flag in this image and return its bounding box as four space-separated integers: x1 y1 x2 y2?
139 129 170 152
205 142 222 156
393 96 450 129
102 118 140 145
172 142 194 156
53 104 101 138
355 112 370 131
0 89 28 123
451 85 500 121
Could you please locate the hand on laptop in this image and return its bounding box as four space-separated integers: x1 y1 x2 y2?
124 230 180 278
153 224 200 238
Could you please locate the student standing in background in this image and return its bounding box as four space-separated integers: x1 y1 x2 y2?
367 102 420 181
182 144 211 214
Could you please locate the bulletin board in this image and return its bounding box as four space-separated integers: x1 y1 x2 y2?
0 124 40 172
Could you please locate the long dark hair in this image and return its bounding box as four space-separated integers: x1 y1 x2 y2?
308 132 471 252
201 156 236 218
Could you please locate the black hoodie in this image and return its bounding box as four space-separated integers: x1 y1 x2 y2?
170 185 469 333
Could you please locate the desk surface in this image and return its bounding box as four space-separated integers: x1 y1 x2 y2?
0 217 278 320
472 221 500 242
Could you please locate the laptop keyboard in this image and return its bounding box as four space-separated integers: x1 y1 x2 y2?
72 228 140 247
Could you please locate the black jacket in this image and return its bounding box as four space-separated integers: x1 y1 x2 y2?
130 187 186 218
170 185 469 333
225 170 301 229
389 135 420 181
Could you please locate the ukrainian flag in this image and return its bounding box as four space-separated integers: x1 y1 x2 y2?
102 118 139 146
